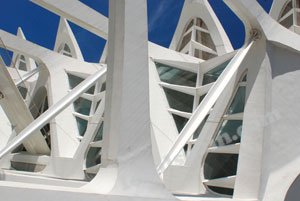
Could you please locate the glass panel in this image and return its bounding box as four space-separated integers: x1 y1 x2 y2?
64 44 71 53
163 88 194 113
198 94 206 105
86 147 101 168
74 97 91 115
194 49 201 58
67 73 84 89
226 86 246 115
297 12 300 26
202 59 231 85
242 74 247 82
67 73 95 94
213 120 243 147
156 63 197 87
100 82 106 92
20 55 26 61
280 13 293 28
179 32 192 51
172 114 189 133
94 100 101 113
196 31 216 51
196 18 208 30
19 61 27 71
204 153 239 180
202 51 216 60
18 86 27 99
207 186 234 196
76 117 88 136
185 20 194 32
280 1 292 19
93 123 104 142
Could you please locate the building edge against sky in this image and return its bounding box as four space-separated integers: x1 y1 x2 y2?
0 0 299 201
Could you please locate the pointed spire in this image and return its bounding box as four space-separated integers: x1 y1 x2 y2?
11 27 37 71
53 17 84 61
170 0 233 59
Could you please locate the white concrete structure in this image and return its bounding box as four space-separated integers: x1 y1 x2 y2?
0 0 299 200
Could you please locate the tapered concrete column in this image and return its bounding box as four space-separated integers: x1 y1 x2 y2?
101 0 175 199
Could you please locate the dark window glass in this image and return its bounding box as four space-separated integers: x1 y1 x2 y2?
93 123 104 142
67 73 95 94
163 87 194 113
179 32 192 51
172 114 189 133
204 153 239 180
76 117 88 136
213 120 243 147
86 147 101 169
74 97 92 116
156 63 197 87
202 60 231 85
18 86 27 99
227 86 246 115
207 186 234 196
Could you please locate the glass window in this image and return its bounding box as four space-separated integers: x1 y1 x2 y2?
67 73 95 94
198 94 206 105
226 86 246 115
100 82 106 92
76 117 88 136
19 61 27 71
202 52 217 60
204 153 239 180
18 86 27 99
196 31 216 51
64 44 71 53
280 13 293 28
74 97 92 116
18 55 27 71
156 63 197 87
242 74 247 82
202 59 231 85
207 186 234 196
94 100 101 113
185 20 194 32
172 114 189 133
196 18 208 30
213 120 243 147
93 123 104 142
194 49 201 58
86 147 101 169
67 73 84 89
280 1 292 19
179 32 192 51
163 87 194 113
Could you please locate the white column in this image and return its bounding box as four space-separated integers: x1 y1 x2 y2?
101 0 175 199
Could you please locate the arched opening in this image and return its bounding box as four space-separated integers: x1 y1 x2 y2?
59 43 72 57
177 17 217 60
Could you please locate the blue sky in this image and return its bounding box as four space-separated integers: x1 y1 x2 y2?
0 0 273 64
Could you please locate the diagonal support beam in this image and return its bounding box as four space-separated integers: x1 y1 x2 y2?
157 39 256 175
0 67 107 159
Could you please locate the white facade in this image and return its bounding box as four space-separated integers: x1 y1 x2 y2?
0 0 299 200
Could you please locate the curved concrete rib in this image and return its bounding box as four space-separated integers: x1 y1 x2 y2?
157 39 255 175
0 58 50 155
0 67 107 159
224 0 300 52
30 0 108 39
